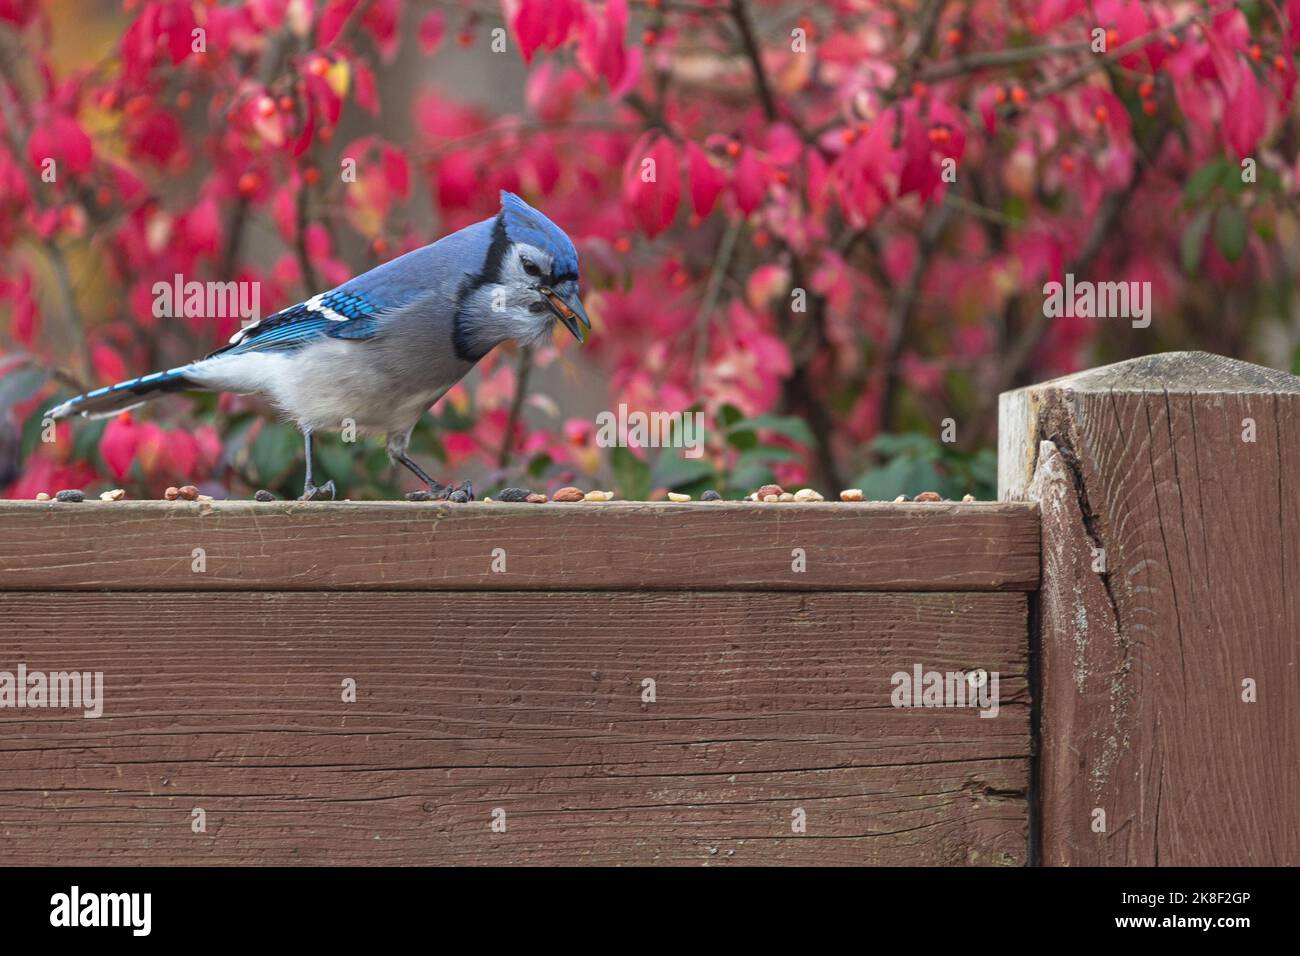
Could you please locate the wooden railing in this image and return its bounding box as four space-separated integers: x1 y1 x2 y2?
0 350 1294 865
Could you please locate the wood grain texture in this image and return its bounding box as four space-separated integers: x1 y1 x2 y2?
0 500 1039 592
1000 351 1300 865
0 591 1029 866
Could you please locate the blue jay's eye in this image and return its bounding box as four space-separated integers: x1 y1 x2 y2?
521 257 543 278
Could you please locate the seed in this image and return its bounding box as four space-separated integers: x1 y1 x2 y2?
35 492 50 501
100 489 126 501
762 494 779 503
894 494 912 502
254 489 276 502
448 490 470 503
667 492 690 502
778 492 795 502
701 490 721 501
840 489 864 501
525 493 548 503
55 489 85 502
552 486 584 502
915 491 942 502
584 490 614 501
757 484 784 499
405 490 433 502
164 486 181 500
196 494 214 502
496 487 532 502
177 485 200 500
793 488 824 502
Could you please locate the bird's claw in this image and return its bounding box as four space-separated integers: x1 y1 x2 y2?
298 480 336 502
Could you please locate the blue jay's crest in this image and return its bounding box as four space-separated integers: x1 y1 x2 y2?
498 191 579 279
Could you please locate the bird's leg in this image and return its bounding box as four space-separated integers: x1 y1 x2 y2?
386 431 473 500
395 453 449 497
298 429 336 501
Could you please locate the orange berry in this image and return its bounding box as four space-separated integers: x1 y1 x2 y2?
256 95 276 117
1138 80 1154 98
457 31 473 47
278 95 295 112
841 127 857 144
318 125 334 144
776 170 790 185
96 186 112 207
643 29 657 46
1274 54 1289 73
671 270 689 287
176 90 192 109
1010 85 1028 105
1166 33 1180 50
238 171 260 196
1093 105 1108 123
307 56 329 76
1250 44 1263 62
303 166 320 186
613 236 632 253
994 86 1008 105
945 28 961 47
1106 29 1119 48
912 81 928 98
647 0 660 7
125 95 149 116
725 140 741 157
1142 99 1157 115
1059 155 1076 173
372 237 388 255
928 125 950 144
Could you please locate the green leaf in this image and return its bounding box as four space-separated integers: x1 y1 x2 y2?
729 413 815 447
1181 208 1213 275
1213 205 1248 262
651 449 715 490
1183 159 1225 205
854 454 942 501
611 446 651 501
716 403 744 430
250 422 301 484
0 367 47 413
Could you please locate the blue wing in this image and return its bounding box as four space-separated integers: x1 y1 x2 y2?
209 288 386 357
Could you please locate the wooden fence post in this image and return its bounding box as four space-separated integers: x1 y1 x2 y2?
999 351 1300 865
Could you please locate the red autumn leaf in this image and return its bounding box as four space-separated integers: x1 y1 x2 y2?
687 142 727 218
381 143 410 199
354 60 379 115
418 9 445 54
99 414 140 481
732 148 766 215
622 132 680 238
1224 61 1266 158
27 114 93 175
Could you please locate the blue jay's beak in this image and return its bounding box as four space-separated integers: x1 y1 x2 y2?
542 285 590 343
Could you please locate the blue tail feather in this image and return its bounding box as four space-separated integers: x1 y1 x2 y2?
47 366 200 420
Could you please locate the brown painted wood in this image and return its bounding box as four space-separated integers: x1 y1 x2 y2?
0 590 1028 865
1000 351 1300 865
0 500 1039 592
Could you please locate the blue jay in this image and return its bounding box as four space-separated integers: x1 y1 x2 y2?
48 191 589 500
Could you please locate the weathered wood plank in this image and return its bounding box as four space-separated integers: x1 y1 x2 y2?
0 590 1028 865
0 501 1040 592
1000 351 1300 866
